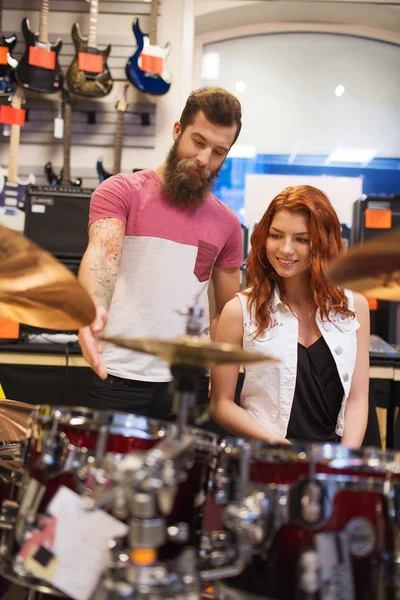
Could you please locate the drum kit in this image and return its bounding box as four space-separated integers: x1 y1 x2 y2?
0 224 399 599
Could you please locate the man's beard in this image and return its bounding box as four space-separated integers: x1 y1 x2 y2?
163 138 221 209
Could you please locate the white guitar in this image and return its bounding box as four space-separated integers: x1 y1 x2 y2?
0 85 35 232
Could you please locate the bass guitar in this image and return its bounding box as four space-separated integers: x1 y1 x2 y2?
15 0 63 94
45 89 82 187
126 0 171 96
96 84 129 183
66 0 113 98
0 86 35 232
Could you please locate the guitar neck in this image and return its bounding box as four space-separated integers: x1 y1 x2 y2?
88 0 99 48
148 0 159 46
113 111 125 175
39 0 50 44
63 101 72 182
8 124 20 183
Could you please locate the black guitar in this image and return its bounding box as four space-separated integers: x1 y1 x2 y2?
0 35 17 96
15 0 63 94
45 89 82 187
66 0 113 98
97 84 129 182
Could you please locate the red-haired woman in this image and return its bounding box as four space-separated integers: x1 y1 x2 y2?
211 185 369 448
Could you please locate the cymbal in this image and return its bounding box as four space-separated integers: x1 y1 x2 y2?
104 335 277 369
0 399 34 443
327 228 400 301
0 225 96 329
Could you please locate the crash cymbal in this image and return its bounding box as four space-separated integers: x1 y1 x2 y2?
327 228 400 301
104 335 277 369
0 399 34 443
0 225 96 329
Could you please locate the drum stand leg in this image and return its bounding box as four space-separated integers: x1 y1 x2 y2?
171 364 206 436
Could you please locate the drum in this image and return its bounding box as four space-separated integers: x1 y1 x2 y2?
0 405 216 597
204 440 400 600
0 443 25 599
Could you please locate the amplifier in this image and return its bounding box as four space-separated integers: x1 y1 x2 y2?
351 195 400 246
24 184 94 260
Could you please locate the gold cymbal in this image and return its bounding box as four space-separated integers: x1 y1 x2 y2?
0 225 96 329
104 334 277 368
327 228 400 301
0 399 34 444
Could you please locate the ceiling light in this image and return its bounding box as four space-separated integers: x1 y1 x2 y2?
335 85 345 97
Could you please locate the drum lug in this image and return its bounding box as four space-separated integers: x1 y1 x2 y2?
212 444 232 505
300 481 323 524
167 522 190 544
223 491 269 546
0 500 19 531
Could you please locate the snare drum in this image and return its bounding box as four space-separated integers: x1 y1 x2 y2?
205 440 400 599
1 405 216 596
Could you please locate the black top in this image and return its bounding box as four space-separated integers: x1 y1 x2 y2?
286 337 344 443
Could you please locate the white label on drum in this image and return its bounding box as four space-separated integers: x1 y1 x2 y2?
344 517 376 557
18 485 129 600
315 532 355 600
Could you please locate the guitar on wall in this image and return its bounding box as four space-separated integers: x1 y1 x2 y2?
15 0 63 94
0 34 17 95
126 0 171 96
96 84 129 183
66 0 113 98
45 89 82 187
0 85 35 232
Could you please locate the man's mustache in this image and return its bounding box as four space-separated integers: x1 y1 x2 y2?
178 159 211 181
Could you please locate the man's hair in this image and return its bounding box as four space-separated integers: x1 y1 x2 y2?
179 87 242 146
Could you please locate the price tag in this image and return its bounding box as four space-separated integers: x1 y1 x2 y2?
18 486 129 600
54 117 64 139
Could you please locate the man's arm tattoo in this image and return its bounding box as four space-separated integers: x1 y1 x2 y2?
89 219 124 309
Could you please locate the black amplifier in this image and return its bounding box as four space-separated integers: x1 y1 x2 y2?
351 195 400 246
24 184 94 260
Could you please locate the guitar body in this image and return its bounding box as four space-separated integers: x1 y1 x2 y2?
0 167 35 232
0 35 17 96
66 24 113 98
96 158 112 183
126 19 171 96
44 162 82 187
15 19 63 93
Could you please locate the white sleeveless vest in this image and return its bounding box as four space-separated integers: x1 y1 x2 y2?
237 288 359 438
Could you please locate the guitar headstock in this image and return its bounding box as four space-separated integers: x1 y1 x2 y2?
10 85 26 111
115 84 129 113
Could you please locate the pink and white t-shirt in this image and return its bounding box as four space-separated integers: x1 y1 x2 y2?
89 170 243 382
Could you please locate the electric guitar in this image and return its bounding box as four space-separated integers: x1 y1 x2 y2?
96 84 129 183
15 0 63 94
0 86 35 232
126 0 171 96
45 89 82 187
0 35 17 96
66 0 113 98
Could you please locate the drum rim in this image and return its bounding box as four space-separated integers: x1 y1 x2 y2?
221 438 400 472
31 405 217 444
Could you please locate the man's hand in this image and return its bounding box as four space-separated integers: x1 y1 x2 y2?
78 306 108 380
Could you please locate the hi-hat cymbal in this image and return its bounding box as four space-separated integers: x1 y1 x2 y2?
327 228 400 301
0 399 34 444
104 335 277 369
0 225 96 329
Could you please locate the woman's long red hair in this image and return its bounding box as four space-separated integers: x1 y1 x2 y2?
245 185 355 337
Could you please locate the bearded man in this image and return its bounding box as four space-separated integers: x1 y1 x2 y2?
78 87 243 420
